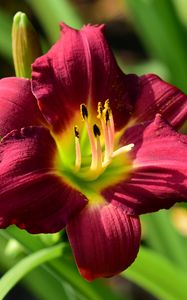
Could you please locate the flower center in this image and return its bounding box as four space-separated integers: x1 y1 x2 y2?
55 100 134 205
73 100 133 180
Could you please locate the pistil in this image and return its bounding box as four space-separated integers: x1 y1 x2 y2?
112 143 134 158
93 124 102 170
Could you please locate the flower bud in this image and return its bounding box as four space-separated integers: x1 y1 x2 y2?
12 11 42 78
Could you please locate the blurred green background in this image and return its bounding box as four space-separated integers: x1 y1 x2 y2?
0 1 187 300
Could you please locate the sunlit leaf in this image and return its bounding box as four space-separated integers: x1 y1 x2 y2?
123 246 187 300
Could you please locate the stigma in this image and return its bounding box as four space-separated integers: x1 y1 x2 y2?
74 100 134 179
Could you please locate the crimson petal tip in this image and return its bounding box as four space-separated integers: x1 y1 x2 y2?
67 203 141 281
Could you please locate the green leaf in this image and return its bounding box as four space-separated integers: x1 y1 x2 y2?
0 231 70 300
116 56 169 80
5 226 45 251
125 0 187 92
142 211 187 271
0 243 64 300
51 253 124 300
0 10 12 61
123 246 187 300
21 264 69 300
4 227 124 300
173 0 187 28
28 0 84 42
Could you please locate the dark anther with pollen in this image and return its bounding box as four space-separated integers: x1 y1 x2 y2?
93 124 101 137
81 104 88 119
74 126 79 138
105 109 110 123
98 102 103 115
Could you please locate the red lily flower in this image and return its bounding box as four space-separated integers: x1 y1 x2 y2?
0 23 187 281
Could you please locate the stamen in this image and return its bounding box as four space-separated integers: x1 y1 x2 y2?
93 124 101 137
81 104 88 119
72 101 133 180
101 100 114 161
92 124 102 170
104 99 110 110
105 109 110 123
80 104 97 170
108 112 115 154
74 126 81 171
97 102 103 119
97 102 111 166
74 125 79 138
100 115 110 162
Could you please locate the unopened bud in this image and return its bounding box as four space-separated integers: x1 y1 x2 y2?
12 11 42 78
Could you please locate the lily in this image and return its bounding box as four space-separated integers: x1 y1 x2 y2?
0 23 187 281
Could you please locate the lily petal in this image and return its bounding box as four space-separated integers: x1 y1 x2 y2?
32 23 137 132
0 77 45 137
0 126 86 233
67 203 141 281
132 74 187 129
103 115 187 215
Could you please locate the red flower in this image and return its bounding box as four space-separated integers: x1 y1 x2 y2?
0 23 187 280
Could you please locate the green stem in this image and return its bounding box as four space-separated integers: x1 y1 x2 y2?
0 243 64 300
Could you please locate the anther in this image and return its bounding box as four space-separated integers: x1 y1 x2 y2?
80 104 97 170
102 100 115 156
73 100 133 180
91 124 102 170
97 102 103 119
74 125 79 138
105 109 110 123
98 104 111 162
104 99 110 109
81 104 88 119
93 124 101 137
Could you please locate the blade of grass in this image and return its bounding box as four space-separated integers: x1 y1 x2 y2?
22 265 69 300
0 232 69 300
51 253 125 300
0 243 65 300
4 227 124 300
173 0 187 28
142 211 187 271
123 246 187 300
